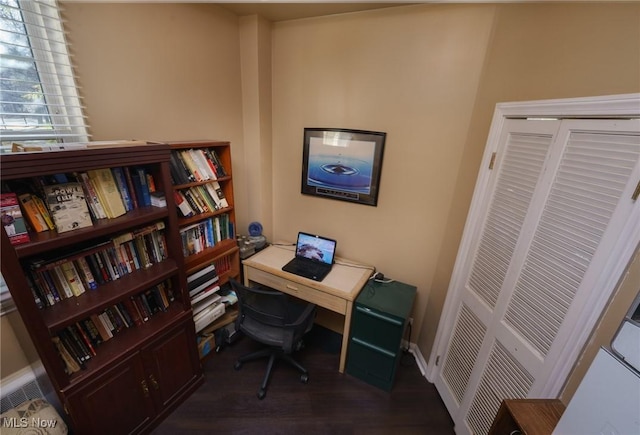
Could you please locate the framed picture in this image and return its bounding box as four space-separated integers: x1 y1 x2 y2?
301 128 386 206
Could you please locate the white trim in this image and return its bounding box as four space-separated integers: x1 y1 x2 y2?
0 366 36 398
497 93 640 119
410 342 428 378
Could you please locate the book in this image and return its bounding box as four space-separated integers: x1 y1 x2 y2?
204 148 227 177
74 257 98 290
174 191 194 217
52 336 82 374
1 192 30 245
150 192 166 207
90 313 113 341
122 167 139 209
31 194 56 230
179 150 205 181
146 173 156 193
87 169 126 218
18 193 49 232
43 183 93 233
111 167 134 212
60 261 86 297
200 149 219 179
210 181 229 208
33 269 58 306
169 152 191 184
51 265 74 299
131 167 151 207
77 172 107 220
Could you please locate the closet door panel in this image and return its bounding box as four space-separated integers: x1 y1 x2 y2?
433 116 640 435
435 119 560 418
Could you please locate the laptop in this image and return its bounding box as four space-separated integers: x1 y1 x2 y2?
282 232 337 282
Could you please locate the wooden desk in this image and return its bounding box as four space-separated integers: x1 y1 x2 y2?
489 399 565 435
242 244 373 373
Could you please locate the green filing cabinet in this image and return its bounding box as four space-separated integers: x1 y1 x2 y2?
346 279 416 391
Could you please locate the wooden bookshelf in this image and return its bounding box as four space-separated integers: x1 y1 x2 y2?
0 144 203 434
167 140 241 338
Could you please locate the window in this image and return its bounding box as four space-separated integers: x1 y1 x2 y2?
0 0 89 151
0 0 88 314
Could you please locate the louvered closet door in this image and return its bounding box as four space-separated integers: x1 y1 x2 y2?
433 118 640 435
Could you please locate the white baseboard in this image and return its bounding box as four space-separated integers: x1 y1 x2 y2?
409 342 429 378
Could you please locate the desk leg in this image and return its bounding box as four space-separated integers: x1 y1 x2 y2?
243 265 250 287
339 300 354 373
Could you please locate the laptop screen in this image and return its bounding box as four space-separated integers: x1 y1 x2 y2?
295 232 337 265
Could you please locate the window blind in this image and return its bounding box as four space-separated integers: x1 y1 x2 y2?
0 0 89 148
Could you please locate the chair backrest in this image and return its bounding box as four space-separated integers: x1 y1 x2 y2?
230 279 291 326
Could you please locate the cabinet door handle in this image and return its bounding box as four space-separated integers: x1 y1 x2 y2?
149 374 160 390
286 284 299 292
352 337 396 358
356 306 403 326
141 379 150 398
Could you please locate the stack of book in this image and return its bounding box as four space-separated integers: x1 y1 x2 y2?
188 263 225 333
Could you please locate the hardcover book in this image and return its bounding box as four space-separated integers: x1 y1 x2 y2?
1 192 30 245
43 183 93 233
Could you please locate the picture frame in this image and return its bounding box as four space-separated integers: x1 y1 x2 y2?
301 128 386 206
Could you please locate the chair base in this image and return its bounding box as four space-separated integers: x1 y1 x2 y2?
234 347 309 399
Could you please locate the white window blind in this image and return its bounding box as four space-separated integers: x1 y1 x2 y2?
1 0 88 314
0 0 89 150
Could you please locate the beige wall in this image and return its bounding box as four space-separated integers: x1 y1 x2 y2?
1 315 30 376
269 2 640 377
2 3 639 406
271 4 497 343
61 2 251 229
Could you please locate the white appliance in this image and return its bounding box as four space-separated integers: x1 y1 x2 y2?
554 293 640 435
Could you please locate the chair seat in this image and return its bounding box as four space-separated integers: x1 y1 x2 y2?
241 316 287 348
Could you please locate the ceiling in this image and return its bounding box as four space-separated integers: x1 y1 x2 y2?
215 3 415 21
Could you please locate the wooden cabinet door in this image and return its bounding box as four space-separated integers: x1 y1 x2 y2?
65 354 154 435
142 319 201 410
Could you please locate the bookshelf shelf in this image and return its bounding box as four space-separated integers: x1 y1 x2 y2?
0 143 203 434
42 260 179 330
14 207 169 258
64 307 190 388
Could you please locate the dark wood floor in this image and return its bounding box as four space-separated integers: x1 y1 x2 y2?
152 326 455 435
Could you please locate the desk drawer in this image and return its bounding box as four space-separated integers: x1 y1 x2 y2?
246 267 347 314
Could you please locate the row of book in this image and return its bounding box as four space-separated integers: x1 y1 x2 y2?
179 214 233 257
28 221 168 308
53 280 174 374
173 182 229 218
169 148 227 185
77 166 157 221
213 253 235 277
2 166 159 241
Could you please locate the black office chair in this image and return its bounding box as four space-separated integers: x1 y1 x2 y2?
230 279 317 399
